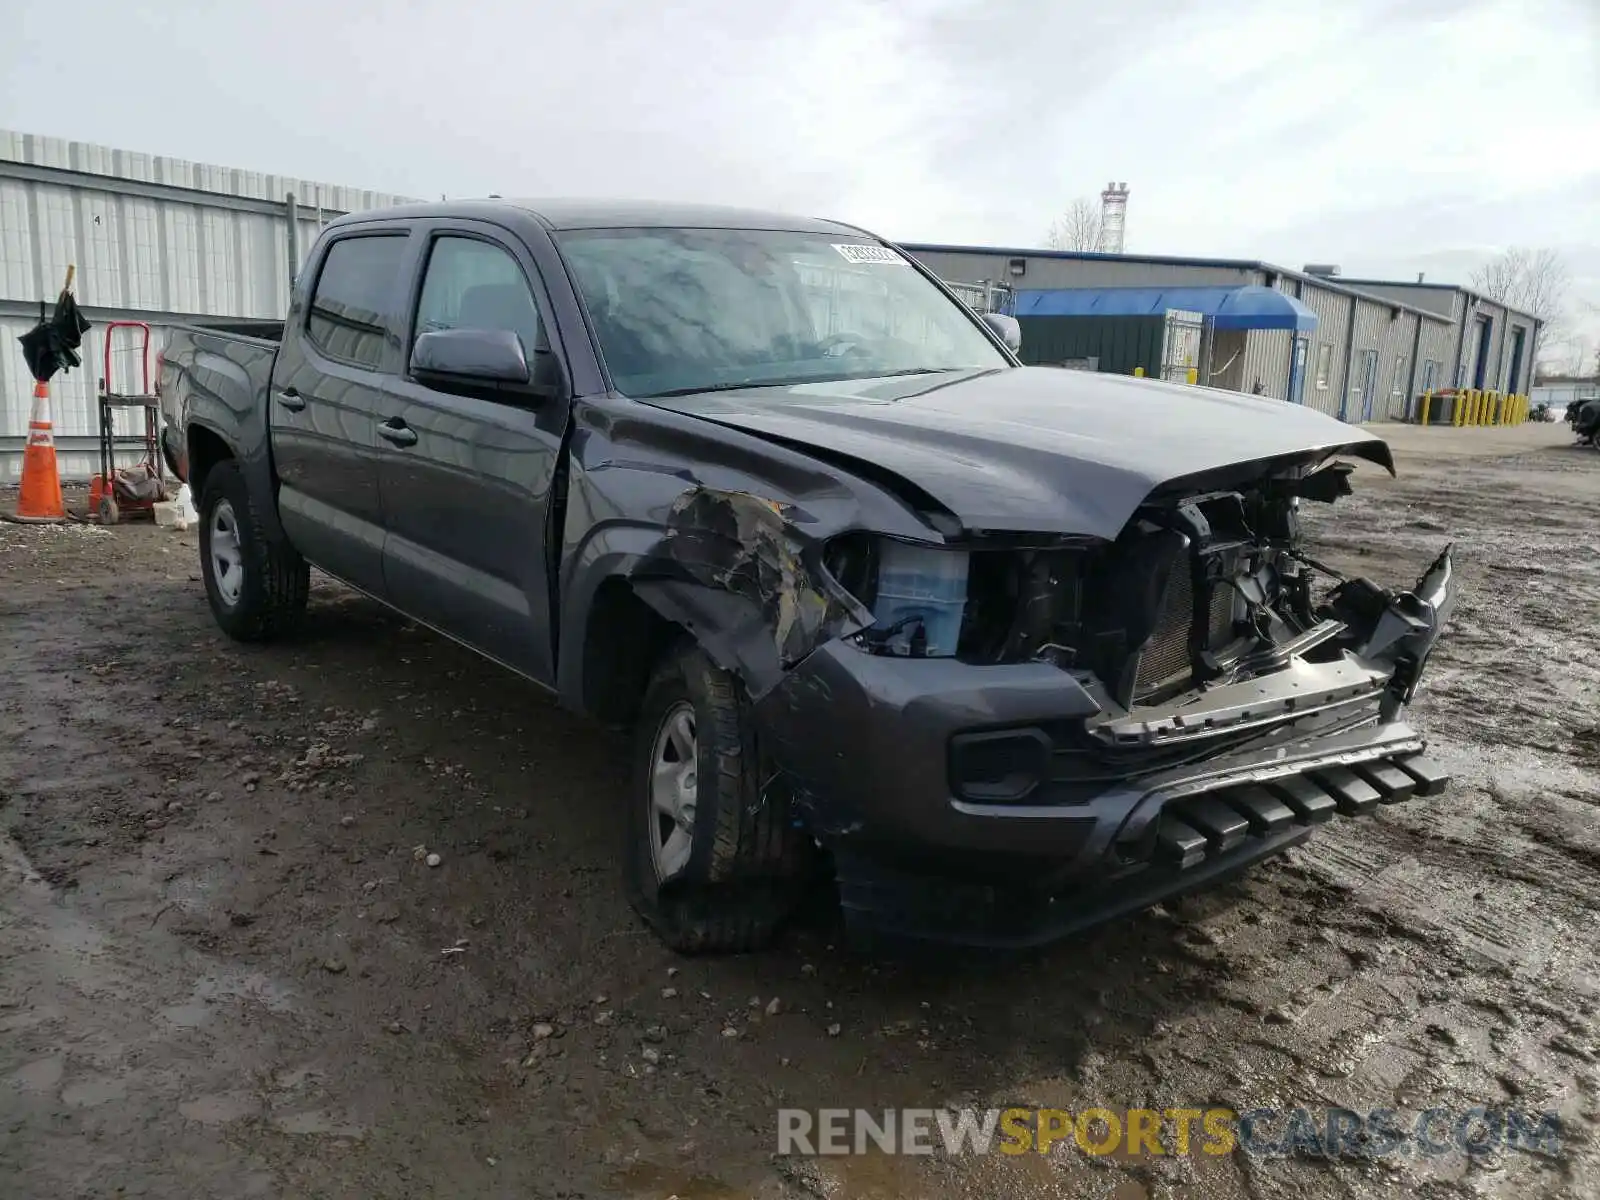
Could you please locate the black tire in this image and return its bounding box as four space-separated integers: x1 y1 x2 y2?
198 459 309 641
625 642 811 953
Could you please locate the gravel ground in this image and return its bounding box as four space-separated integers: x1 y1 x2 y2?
1 422 1597 1200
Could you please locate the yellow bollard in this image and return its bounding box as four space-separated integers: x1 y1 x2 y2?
1474 389 1484 425
1420 390 1433 427
1133 366 1145 378
1466 390 1476 425
1492 391 1501 425
1186 367 1198 385
1452 391 1462 426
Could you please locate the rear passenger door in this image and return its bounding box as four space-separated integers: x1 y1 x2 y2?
272 231 409 596
375 225 569 685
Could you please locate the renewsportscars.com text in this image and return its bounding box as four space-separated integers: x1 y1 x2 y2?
777 1106 1563 1160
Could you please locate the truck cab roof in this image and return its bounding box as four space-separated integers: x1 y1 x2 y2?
324 198 863 236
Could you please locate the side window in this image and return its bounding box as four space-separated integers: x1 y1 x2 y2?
414 237 543 358
306 235 409 370
1314 342 1333 390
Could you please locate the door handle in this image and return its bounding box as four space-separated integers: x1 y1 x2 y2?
378 420 418 448
277 388 306 412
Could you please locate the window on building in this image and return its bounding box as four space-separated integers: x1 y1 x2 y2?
306 234 409 370
1391 356 1408 397
1314 342 1333 390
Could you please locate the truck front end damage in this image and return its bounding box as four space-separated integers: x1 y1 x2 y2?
629 452 1457 948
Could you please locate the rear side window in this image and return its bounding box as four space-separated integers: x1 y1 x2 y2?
306 235 409 370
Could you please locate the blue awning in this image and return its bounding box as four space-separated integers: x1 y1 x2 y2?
1015 285 1318 332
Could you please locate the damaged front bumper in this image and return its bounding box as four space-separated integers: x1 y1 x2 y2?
755 547 1459 948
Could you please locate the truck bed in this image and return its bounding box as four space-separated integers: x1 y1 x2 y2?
159 322 283 482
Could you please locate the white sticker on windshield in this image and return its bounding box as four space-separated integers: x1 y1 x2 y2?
832 243 910 266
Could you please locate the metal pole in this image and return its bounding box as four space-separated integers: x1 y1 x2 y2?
285 191 299 297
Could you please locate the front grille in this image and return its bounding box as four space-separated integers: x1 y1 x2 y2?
1132 568 1235 702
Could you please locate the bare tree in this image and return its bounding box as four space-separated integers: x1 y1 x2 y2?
1045 197 1105 253
1471 247 1571 353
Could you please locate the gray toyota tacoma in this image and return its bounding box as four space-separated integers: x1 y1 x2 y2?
159 200 1457 952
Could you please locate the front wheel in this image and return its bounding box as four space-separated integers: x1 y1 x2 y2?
625 643 811 953
198 459 309 641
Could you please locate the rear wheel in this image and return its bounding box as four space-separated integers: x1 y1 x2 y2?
625 643 811 953
198 459 309 641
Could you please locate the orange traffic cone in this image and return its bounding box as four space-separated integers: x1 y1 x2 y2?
15 379 65 522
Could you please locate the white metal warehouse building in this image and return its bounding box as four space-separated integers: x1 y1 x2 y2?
0 128 412 481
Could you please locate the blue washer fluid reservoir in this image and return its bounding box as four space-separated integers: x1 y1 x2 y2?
870 541 969 657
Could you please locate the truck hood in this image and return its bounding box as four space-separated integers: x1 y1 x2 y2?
645 367 1393 539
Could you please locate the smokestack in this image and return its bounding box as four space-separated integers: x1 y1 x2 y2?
1417 272 1425 283
1099 182 1130 254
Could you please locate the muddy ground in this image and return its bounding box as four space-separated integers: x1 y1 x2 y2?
2 422 1597 1200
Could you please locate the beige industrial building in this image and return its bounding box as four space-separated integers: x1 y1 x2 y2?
903 243 1540 422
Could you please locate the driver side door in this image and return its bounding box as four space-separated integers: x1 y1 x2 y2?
375 225 570 685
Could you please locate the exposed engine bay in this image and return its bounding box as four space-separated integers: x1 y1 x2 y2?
823 457 1455 760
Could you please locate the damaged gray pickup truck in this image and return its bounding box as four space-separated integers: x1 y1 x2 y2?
159 200 1457 952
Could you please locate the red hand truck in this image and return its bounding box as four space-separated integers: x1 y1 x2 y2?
91 321 166 524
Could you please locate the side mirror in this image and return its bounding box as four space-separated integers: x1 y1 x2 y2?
411 328 531 387
981 312 1022 353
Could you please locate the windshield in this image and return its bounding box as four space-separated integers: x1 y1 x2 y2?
554 227 1010 397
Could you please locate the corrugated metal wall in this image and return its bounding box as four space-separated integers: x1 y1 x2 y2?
0 128 414 480
0 178 327 319
1241 329 1291 399
1297 284 1353 417
0 130 407 220
1416 318 1455 396
1338 283 1540 395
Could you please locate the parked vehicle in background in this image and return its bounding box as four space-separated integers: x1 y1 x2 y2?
1572 398 1600 448
160 200 1456 953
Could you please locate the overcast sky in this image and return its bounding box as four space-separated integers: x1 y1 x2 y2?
4 0 1598 359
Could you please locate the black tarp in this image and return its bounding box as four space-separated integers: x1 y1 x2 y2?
18 294 91 384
